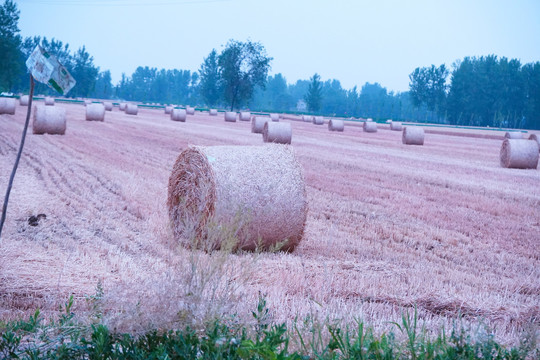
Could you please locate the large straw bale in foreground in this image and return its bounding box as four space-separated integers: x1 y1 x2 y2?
32 105 66 135
0 98 16 114
167 145 307 251
125 104 138 115
252 116 270 133
500 139 539 169
328 119 344 132
19 95 29 106
44 97 55 106
86 103 105 121
224 111 237 122
263 122 292 144
171 108 187 122
390 121 402 131
313 116 324 125
239 111 251 121
402 126 425 145
505 131 523 139
363 121 377 133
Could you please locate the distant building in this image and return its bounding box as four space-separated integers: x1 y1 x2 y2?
296 100 307 112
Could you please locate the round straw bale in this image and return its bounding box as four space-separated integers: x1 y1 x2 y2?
402 126 425 145
313 116 324 125
86 103 105 121
32 105 66 135
0 98 16 114
390 121 402 131
505 131 524 139
209 109 218 116
224 111 237 122
529 134 539 150
125 104 138 115
302 115 313 122
251 116 270 133
263 122 292 144
367 118 373 122
103 102 113 111
363 121 378 133
19 95 29 106
239 111 251 121
165 106 173 114
186 106 195 115
171 108 187 122
167 145 307 251
119 102 127 111
500 139 539 169
328 119 344 132
270 113 280 122
44 97 55 106
84 99 92 106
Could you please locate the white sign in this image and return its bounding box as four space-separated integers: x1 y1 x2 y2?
26 45 76 95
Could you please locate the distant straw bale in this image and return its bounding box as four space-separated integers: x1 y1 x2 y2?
239 111 251 121
165 106 173 114
167 145 307 251
86 103 105 121
104 102 113 111
263 122 292 144
302 115 313 122
402 126 425 145
125 104 138 115
209 109 218 116
505 131 523 139
500 139 539 169
84 99 92 106
367 118 373 122
386 119 392 124
328 119 344 132
0 98 16 115
252 116 270 133
171 108 187 122
363 121 377 133
32 105 66 135
19 95 29 106
224 111 237 122
44 97 55 106
270 113 280 122
186 107 195 115
390 121 402 131
119 103 127 111
313 116 324 125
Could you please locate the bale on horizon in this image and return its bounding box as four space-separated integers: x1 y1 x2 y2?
500 139 539 169
224 111 237 122
32 105 66 135
165 106 173 114
119 103 127 111
313 116 324 125
209 109 218 116
390 121 402 131
44 97 55 106
505 131 524 139
270 113 280 122
239 111 251 121
302 115 313 122
167 145 307 252
186 106 195 115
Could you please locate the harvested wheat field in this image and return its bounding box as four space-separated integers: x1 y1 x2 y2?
0 103 539 346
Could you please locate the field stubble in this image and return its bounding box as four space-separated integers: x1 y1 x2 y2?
0 103 539 347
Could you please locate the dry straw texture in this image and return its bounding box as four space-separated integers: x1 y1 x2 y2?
165 106 173 114
402 126 425 145
239 111 251 121
186 107 196 115
505 131 523 139
104 102 113 111
32 105 66 135
390 121 403 131
119 103 127 111
171 108 187 122
209 109 218 116
328 119 345 132
363 121 378 133
19 95 29 106
224 111 237 122
270 113 280 122
125 104 138 115
44 97 54 106
0 98 16 114
529 134 539 150
167 145 307 251
263 121 292 144
86 103 105 121
251 116 269 133
500 139 539 169
302 115 313 122
313 116 324 125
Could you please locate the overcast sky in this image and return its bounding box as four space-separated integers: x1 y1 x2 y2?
17 0 540 93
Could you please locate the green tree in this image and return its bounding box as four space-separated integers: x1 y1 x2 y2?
70 46 99 98
523 62 540 130
199 49 220 106
92 70 113 99
0 0 22 92
304 73 323 112
218 39 272 110
408 64 448 117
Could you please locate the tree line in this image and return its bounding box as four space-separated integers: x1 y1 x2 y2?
1 0 538 128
